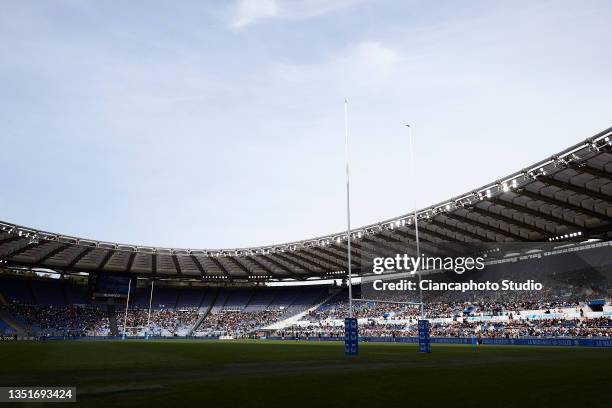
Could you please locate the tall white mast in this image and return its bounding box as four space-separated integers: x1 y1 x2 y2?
345 99 353 319
407 124 424 318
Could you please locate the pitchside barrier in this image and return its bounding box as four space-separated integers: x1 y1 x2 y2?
39 335 221 341
266 336 612 348
25 335 612 347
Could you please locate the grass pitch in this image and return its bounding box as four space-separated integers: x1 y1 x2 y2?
1 339 611 407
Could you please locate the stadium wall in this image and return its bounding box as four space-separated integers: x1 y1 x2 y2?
24 335 612 348
267 336 612 347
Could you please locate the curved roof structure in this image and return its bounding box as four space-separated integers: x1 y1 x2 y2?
1 127 611 281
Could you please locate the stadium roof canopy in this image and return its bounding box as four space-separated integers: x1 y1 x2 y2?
1 127 611 281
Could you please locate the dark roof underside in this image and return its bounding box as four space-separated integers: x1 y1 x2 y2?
1 127 611 281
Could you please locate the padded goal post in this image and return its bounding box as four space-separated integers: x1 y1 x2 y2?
418 319 431 353
344 318 358 355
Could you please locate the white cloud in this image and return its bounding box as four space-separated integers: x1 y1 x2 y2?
229 0 279 29
275 40 401 85
352 41 400 78
228 0 363 29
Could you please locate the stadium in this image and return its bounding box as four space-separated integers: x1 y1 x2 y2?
1 126 612 406
2 2 612 407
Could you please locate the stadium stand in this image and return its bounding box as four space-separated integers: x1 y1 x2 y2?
0 128 611 342
1 259 611 340
0 273 336 337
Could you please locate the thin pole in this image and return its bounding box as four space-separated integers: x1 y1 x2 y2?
122 278 132 337
146 280 154 334
407 124 424 318
345 99 353 319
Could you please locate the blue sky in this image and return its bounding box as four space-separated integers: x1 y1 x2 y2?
1 0 611 249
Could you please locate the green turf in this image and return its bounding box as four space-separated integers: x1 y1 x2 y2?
0 340 611 407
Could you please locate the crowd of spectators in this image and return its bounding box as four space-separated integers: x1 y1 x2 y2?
282 285 610 339
5 301 108 336
3 302 201 336
3 302 286 337
2 276 609 339
195 310 284 337
114 309 200 336
4 295 611 339
279 316 612 339
301 290 583 322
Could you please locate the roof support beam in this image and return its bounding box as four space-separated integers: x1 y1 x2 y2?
4 241 44 260
489 197 584 229
259 254 302 280
126 252 137 273
583 222 612 238
271 252 317 278
0 236 21 246
301 247 351 271
244 256 279 279
364 234 415 257
190 255 207 278
275 251 325 272
64 246 95 271
304 242 362 271
389 228 445 249
403 223 467 243
573 163 612 180
333 242 363 264
539 176 612 204
443 212 527 241
386 229 466 256
308 246 359 270
351 240 381 259
97 250 114 271
335 240 374 266
152 253 157 276
171 254 182 276
36 244 70 264
226 256 253 278
467 206 551 237
209 256 231 279
358 238 395 258
428 219 493 242
393 228 437 244
518 189 611 222
374 231 418 252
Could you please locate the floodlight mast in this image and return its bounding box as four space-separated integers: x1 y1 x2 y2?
407 124 424 319
345 99 353 319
